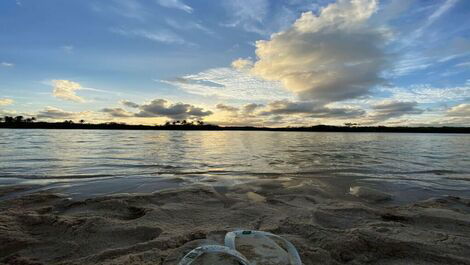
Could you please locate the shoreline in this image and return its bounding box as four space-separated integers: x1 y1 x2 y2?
1 178 469 264
2 124 470 134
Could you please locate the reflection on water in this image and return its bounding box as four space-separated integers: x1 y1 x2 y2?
0 129 469 199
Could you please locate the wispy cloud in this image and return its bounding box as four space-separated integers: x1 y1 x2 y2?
455 61 470 68
61 45 74 54
111 28 187 45
413 0 459 38
1 62 14 67
221 0 270 35
156 0 193 13
161 67 292 101
165 18 213 34
92 0 148 21
380 84 470 104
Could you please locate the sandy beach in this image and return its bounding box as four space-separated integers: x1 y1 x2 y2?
1 178 469 265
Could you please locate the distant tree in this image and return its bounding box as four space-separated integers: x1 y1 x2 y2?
344 122 358 127
79 119 85 124
63 120 74 124
31 117 36 122
0 117 3 123
197 120 204 126
14 116 24 123
4 116 14 123
181 119 187 125
164 121 171 126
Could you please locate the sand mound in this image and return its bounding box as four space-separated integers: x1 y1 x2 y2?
0 180 469 265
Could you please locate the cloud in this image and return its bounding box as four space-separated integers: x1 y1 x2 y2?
222 0 270 34
52 80 86 103
446 103 470 117
101 107 134 117
156 0 193 13
1 62 14 67
455 61 470 68
259 100 365 119
231 58 253 70
247 0 388 103
242 103 264 114
0 109 19 117
440 103 470 126
216 103 239 112
92 0 148 21
102 99 213 120
167 77 225 88
111 28 186 45
120 100 140 108
161 67 293 101
368 100 423 122
165 18 212 34
380 84 470 104
391 38 470 77
413 0 459 38
136 99 212 119
213 103 265 123
36 107 82 119
0 98 14 106
61 45 74 53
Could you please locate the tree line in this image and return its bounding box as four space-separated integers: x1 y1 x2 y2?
0 115 468 133
0 116 214 130
1 116 36 123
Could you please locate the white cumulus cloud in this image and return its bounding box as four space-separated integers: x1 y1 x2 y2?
52 80 86 103
247 0 388 103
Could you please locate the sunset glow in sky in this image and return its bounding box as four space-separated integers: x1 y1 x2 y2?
1 0 469 126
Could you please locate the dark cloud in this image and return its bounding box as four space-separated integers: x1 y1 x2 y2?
242 103 264 114
370 100 423 121
120 100 139 108
102 99 212 120
260 100 365 119
101 108 133 117
216 103 239 112
37 107 78 119
135 99 212 119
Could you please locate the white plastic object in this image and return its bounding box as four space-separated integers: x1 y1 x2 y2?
177 244 252 265
224 230 302 265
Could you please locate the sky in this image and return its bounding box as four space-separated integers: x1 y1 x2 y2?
0 0 469 126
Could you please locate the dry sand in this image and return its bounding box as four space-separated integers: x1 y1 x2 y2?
0 178 469 265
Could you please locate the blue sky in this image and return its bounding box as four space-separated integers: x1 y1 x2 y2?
0 0 469 126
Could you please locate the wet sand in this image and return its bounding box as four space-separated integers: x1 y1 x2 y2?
1 178 469 265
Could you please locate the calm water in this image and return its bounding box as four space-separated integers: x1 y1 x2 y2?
0 129 469 201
